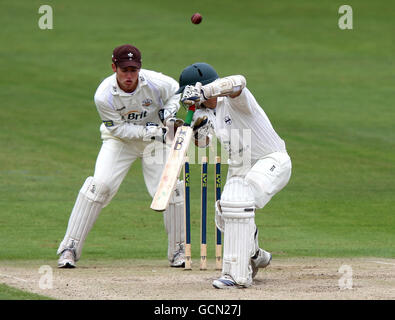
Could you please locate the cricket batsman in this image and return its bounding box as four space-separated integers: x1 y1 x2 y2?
178 62 292 288
57 44 185 268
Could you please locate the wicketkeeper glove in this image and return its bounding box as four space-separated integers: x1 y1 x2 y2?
142 122 168 143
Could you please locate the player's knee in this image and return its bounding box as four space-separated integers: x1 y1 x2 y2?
244 174 272 209
220 177 255 216
80 176 111 204
245 161 290 209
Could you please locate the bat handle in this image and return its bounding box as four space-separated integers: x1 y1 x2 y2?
184 105 196 126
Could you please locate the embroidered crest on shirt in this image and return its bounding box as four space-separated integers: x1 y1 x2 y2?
142 98 153 107
224 115 232 125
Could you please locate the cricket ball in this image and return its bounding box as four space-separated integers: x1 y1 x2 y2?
191 13 202 24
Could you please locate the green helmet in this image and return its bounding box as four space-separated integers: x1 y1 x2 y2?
176 62 219 94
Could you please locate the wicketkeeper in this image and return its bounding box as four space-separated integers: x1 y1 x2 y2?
178 63 292 289
57 44 185 268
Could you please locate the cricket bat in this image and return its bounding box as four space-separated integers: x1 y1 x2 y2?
150 105 196 212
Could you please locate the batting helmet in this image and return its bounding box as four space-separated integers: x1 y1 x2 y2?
176 62 219 94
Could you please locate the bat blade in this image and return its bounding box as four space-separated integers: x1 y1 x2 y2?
150 125 193 212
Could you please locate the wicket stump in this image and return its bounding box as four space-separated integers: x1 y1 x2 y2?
200 156 208 270
183 155 223 271
183 157 192 270
215 156 222 270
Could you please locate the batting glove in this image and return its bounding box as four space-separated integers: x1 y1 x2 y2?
164 117 184 141
192 116 211 148
181 82 205 106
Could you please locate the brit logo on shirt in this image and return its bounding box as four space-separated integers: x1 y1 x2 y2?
224 115 232 125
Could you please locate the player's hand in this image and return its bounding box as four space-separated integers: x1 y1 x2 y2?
192 116 209 132
142 122 167 143
181 82 205 106
192 116 211 148
165 117 184 130
164 117 184 141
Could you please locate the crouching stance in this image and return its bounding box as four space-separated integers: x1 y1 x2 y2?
57 176 185 268
177 62 292 288
57 44 186 268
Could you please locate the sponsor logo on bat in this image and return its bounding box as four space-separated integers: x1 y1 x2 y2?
174 136 185 150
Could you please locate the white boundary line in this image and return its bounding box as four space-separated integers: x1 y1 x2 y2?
369 261 395 266
0 273 28 282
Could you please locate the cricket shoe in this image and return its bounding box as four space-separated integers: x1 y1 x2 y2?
170 246 185 268
58 249 76 268
251 248 272 278
212 275 251 289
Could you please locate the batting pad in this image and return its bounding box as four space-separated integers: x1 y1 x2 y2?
57 177 110 261
214 200 225 233
220 177 256 286
163 180 185 262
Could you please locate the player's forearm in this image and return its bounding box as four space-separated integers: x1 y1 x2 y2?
107 122 167 143
105 122 145 141
202 75 246 99
97 99 149 141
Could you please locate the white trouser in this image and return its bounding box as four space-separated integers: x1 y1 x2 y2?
94 138 168 204
237 152 292 209
58 138 184 261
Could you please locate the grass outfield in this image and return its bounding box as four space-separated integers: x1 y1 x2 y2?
0 284 52 300
0 0 394 271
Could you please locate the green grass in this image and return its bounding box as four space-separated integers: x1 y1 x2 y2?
0 0 394 268
0 284 53 300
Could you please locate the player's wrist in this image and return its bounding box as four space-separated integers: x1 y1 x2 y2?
142 122 167 143
201 88 208 102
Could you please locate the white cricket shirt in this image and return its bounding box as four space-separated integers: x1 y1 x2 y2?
94 69 180 141
214 87 286 162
